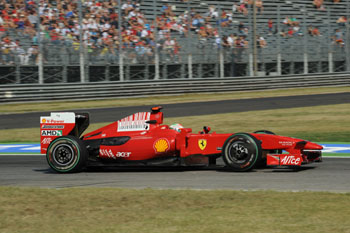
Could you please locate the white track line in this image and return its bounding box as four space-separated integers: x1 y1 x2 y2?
0 154 44 156
0 154 349 159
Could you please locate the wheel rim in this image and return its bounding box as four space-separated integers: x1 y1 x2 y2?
227 141 253 164
52 144 75 166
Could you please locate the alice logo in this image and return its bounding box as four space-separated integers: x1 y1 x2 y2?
154 139 169 153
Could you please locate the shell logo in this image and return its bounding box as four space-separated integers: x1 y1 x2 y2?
154 139 169 153
42 118 46 123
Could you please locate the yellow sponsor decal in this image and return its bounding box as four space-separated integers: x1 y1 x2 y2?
198 139 207 150
154 139 169 153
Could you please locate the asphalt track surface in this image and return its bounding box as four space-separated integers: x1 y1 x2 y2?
1 155 349 192
1 92 350 130
1 92 350 192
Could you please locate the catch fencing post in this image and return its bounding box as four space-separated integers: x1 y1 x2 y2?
78 0 86 83
218 5 225 78
153 0 160 80
327 8 333 73
302 8 308 74
277 4 281 75
187 1 193 79
346 1 350 71
252 0 258 76
248 4 253 76
218 5 224 78
118 0 124 81
36 0 44 84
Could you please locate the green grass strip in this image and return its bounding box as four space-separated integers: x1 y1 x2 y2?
1 86 349 114
0 187 350 233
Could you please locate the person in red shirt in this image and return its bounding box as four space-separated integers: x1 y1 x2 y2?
268 19 273 35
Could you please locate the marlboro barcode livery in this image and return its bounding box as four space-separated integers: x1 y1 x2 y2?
41 106 323 173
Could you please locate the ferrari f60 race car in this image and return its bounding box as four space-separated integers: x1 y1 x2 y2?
40 107 323 173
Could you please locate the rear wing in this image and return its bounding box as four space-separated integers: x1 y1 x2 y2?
40 112 89 154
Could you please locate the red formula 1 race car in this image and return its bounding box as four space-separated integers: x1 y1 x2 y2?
40 107 323 173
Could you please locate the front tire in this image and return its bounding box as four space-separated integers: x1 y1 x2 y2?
254 130 275 135
46 136 87 173
222 133 262 172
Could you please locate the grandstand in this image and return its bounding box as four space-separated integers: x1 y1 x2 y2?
0 0 349 84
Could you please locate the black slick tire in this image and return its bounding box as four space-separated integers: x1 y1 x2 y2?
46 135 87 173
222 133 262 172
254 130 283 168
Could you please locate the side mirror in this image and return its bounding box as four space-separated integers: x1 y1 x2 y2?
146 120 157 124
203 126 211 134
151 106 163 113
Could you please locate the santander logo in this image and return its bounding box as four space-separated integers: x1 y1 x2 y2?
280 155 302 165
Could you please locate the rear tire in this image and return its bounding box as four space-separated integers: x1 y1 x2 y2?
46 136 87 173
222 133 262 172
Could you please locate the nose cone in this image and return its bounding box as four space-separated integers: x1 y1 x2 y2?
304 141 323 150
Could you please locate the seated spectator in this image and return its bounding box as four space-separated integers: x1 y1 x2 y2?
232 4 239 15
333 29 344 46
163 36 175 60
222 35 230 48
227 33 237 48
313 0 325 10
27 44 39 65
280 29 287 37
219 11 231 27
268 19 273 35
206 5 218 20
312 27 321 36
287 27 294 37
293 22 302 36
257 35 267 48
255 0 264 14
309 26 321 36
1 36 15 65
173 38 181 63
337 16 347 26
16 42 28 65
238 1 248 16
282 16 291 26
238 21 245 34
214 35 221 49
289 16 299 26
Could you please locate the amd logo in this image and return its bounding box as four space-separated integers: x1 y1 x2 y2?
41 130 62 136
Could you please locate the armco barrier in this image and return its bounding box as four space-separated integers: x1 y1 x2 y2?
1 73 350 103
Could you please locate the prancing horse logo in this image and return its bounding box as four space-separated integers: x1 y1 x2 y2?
198 139 207 150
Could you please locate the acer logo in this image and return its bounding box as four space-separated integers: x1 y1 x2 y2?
99 149 131 159
116 152 131 157
280 155 301 165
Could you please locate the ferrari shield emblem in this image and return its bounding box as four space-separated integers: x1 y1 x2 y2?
198 139 207 150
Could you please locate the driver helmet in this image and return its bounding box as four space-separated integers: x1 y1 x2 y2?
169 123 184 132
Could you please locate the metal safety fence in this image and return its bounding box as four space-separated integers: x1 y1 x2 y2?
1 73 350 103
0 0 350 84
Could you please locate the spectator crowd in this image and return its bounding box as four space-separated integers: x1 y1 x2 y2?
0 0 347 65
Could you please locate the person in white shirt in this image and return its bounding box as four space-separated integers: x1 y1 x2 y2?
17 46 28 65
